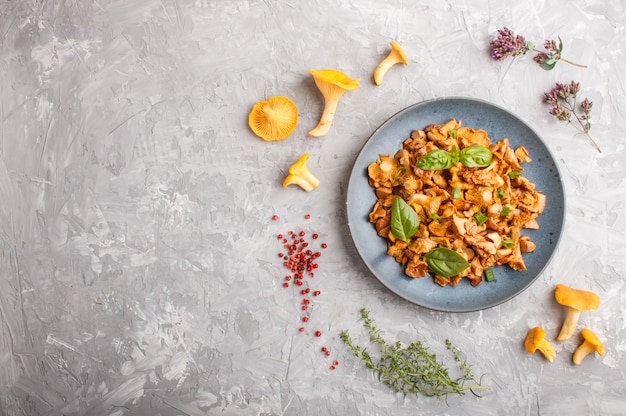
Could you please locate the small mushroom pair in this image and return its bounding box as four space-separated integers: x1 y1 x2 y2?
525 284 604 365
308 42 409 137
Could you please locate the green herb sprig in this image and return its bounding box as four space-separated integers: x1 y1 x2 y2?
340 308 488 399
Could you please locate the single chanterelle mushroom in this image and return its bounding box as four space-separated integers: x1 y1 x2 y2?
248 96 298 141
373 41 409 86
524 326 556 363
572 328 605 365
283 153 320 192
308 69 359 137
554 284 601 341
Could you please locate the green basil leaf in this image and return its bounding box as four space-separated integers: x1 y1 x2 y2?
459 145 493 167
508 170 523 179
390 197 419 242
448 129 458 139
416 149 455 171
423 247 470 278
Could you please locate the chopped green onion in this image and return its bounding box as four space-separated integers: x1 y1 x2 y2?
430 213 440 220
497 188 506 199
453 187 461 200
393 166 408 180
500 206 510 217
448 129 458 139
484 269 495 282
502 239 515 249
473 212 488 225
508 170 523 179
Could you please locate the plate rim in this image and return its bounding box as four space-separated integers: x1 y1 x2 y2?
345 96 566 312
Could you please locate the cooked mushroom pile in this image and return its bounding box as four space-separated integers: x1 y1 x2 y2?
367 118 546 286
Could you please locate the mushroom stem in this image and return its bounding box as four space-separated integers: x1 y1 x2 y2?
572 340 596 365
374 57 398 86
556 307 582 341
308 96 341 137
536 341 557 363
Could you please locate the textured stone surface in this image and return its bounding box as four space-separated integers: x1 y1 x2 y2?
1 1 624 415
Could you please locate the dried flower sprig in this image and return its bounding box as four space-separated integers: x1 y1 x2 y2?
533 38 587 70
490 27 586 71
544 81 601 153
490 27 531 61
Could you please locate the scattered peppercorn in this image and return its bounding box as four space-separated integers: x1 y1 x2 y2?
273 214 337 371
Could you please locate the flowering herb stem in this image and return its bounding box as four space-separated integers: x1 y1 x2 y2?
544 81 601 153
490 28 586 71
340 308 488 398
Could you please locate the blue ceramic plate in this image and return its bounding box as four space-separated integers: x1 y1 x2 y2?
346 97 565 312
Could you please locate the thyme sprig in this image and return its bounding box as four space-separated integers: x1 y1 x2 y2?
340 308 488 399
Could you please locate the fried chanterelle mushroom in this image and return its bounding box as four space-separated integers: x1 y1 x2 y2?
367 119 546 286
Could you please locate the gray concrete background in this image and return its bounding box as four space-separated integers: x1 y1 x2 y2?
1 1 624 415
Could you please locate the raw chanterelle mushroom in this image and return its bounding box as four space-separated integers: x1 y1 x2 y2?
572 328 605 365
283 153 320 192
554 284 601 341
524 326 556 363
308 69 359 137
248 96 298 141
373 41 409 86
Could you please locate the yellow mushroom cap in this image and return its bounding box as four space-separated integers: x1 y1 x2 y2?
248 96 298 141
389 41 409 65
555 284 600 311
524 326 547 354
308 69 360 91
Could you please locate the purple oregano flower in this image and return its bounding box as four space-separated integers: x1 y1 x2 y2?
490 27 531 60
544 81 600 152
490 27 586 70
